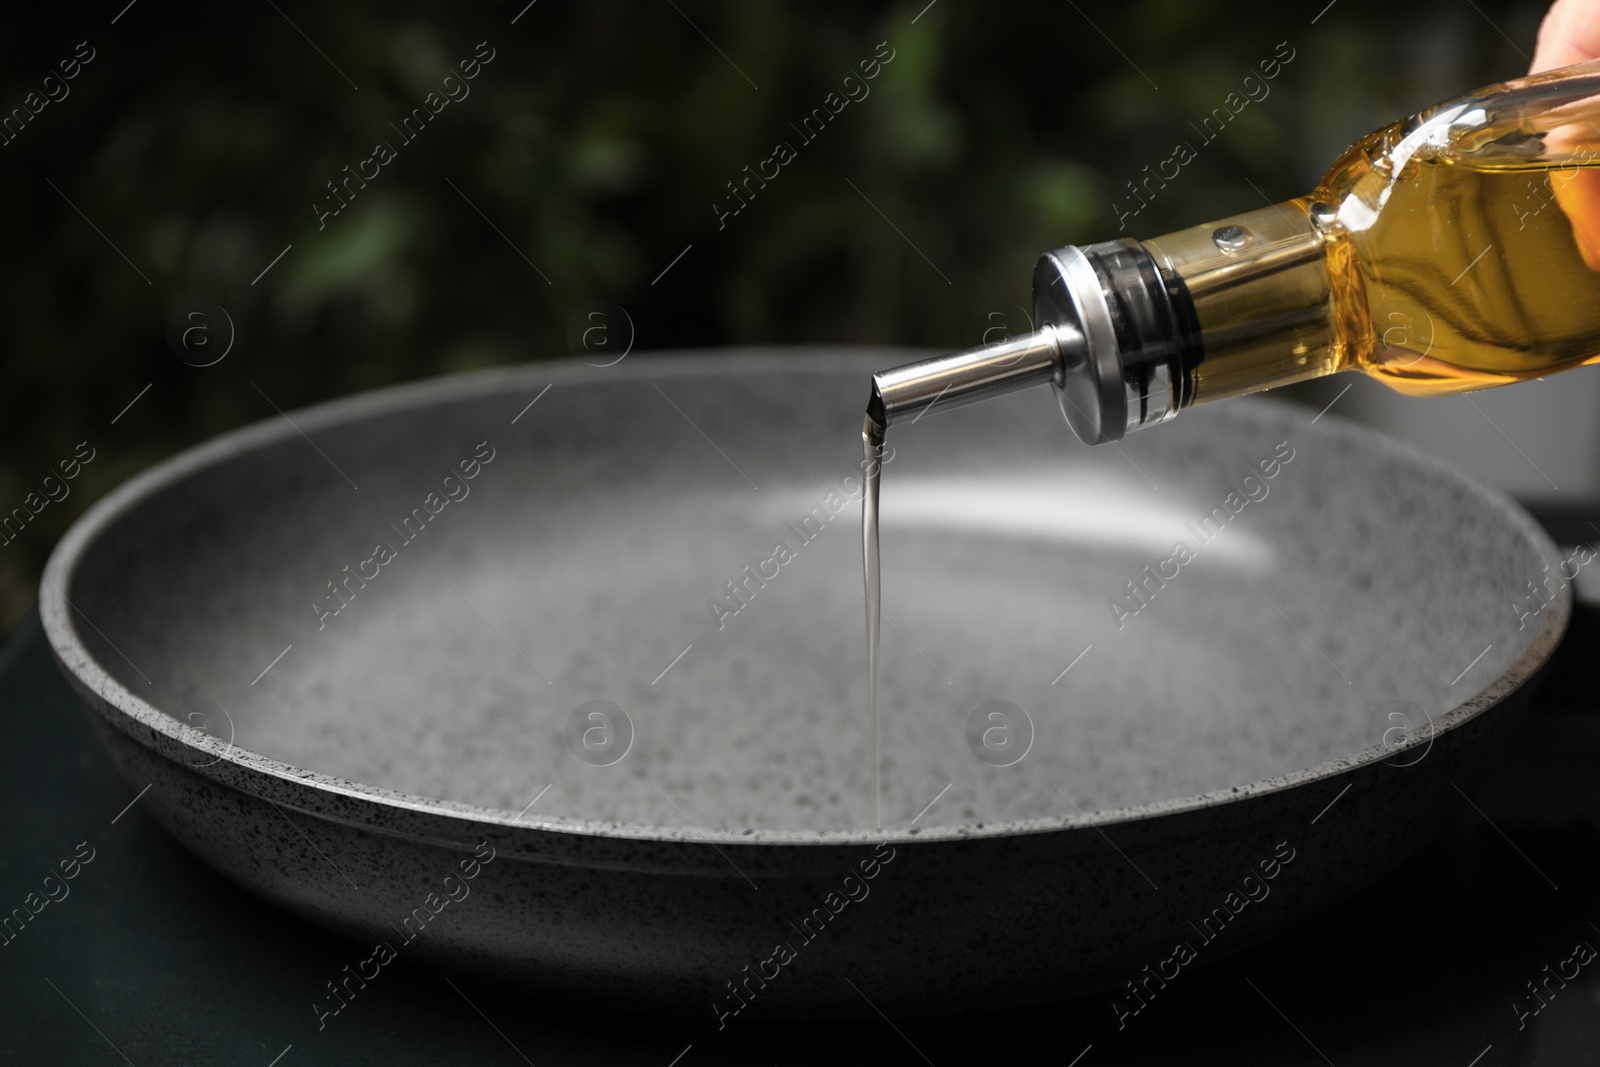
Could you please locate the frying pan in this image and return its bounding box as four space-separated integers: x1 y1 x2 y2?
39 349 1567 1018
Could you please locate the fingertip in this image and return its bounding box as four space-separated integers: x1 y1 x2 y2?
1531 0 1600 74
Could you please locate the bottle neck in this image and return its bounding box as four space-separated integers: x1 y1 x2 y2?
1138 199 1343 408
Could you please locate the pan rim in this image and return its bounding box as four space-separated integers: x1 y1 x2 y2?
39 347 1571 850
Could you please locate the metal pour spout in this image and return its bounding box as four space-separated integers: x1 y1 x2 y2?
865 327 1076 438
866 239 1205 446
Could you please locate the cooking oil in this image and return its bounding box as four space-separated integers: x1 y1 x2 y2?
861 416 884 829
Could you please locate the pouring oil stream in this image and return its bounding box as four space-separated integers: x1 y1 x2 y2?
861 413 885 829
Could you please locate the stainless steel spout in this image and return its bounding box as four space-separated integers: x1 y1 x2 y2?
866 238 1205 445
865 327 1073 436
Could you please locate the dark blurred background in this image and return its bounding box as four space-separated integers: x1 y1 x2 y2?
0 0 1556 631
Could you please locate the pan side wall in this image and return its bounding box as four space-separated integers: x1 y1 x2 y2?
67 663 1534 1019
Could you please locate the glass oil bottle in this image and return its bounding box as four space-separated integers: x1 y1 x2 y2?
866 58 1600 444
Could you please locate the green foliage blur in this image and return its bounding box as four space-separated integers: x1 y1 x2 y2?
0 0 1548 632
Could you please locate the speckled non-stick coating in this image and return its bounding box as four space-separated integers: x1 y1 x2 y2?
40 349 1568 1016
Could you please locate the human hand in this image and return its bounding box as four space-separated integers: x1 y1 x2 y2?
1532 0 1600 268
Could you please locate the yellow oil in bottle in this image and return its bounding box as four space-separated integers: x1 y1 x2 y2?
1137 69 1600 408
1335 128 1600 394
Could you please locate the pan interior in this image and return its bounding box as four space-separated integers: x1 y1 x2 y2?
63 355 1556 833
